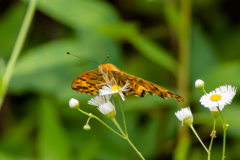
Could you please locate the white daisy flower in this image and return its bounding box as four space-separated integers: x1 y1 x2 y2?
88 95 116 119
99 81 130 101
218 85 237 99
69 98 79 109
175 107 193 126
199 85 236 111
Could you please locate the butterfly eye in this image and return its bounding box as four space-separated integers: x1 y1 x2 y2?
103 67 108 72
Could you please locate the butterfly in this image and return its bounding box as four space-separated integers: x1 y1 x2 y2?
71 63 186 102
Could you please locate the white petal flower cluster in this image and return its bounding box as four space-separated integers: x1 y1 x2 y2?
88 95 116 119
99 81 130 101
175 107 193 126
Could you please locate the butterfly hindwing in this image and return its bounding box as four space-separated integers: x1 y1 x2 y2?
110 71 185 102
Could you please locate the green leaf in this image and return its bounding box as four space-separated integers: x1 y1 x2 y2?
36 0 119 30
101 22 178 75
129 34 178 75
203 61 240 88
37 98 70 160
162 1 180 35
0 116 35 159
190 26 219 84
77 137 100 160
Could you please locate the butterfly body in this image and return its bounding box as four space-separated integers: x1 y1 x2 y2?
71 63 186 102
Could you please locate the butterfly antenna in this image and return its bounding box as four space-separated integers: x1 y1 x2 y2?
67 52 99 65
102 55 109 64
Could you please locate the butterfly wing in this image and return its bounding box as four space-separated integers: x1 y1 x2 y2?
110 71 186 102
71 70 104 95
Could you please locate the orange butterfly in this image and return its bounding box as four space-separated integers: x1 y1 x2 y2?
69 54 185 102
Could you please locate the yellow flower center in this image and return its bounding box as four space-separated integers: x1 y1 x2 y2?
210 94 222 101
111 85 121 92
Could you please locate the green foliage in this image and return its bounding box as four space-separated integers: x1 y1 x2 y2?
1 0 240 159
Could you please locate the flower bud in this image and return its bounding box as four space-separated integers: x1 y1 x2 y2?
69 98 79 109
195 79 205 90
83 124 91 130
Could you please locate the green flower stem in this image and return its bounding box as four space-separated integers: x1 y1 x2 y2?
189 125 209 154
86 117 91 125
117 97 128 137
111 118 126 137
77 108 125 139
208 119 216 160
126 138 145 160
222 105 229 160
222 126 227 160
203 89 207 95
0 0 37 109
217 107 225 127
112 118 145 160
77 107 145 160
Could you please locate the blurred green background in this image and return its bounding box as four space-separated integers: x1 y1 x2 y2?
1 0 240 159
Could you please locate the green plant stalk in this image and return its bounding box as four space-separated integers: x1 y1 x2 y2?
117 97 128 137
77 108 125 139
208 119 216 160
190 125 209 154
77 107 145 160
178 0 191 104
216 105 229 160
222 105 229 160
175 0 192 159
112 118 126 137
217 107 225 127
202 89 207 95
112 118 145 160
0 0 37 109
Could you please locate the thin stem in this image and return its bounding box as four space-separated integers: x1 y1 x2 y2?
203 89 207 95
208 119 216 160
117 97 128 137
222 127 227 160
190 125 209 154
111 118 127 138
217 107 225 127
77 103 144 159
222 105 229 160
86 117 91 125
77 108 125 139
126 138 145 160
112 117 146 160
111 118 145 160
0 0 37 109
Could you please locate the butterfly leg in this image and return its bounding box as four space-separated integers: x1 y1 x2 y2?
94 77 117 89
95 83 108 90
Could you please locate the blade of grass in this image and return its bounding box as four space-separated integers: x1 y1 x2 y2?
0 0 37 109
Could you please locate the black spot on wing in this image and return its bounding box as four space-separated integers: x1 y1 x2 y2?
140 90 146 97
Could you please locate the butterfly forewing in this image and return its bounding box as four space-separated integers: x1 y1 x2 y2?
71 70 104 95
